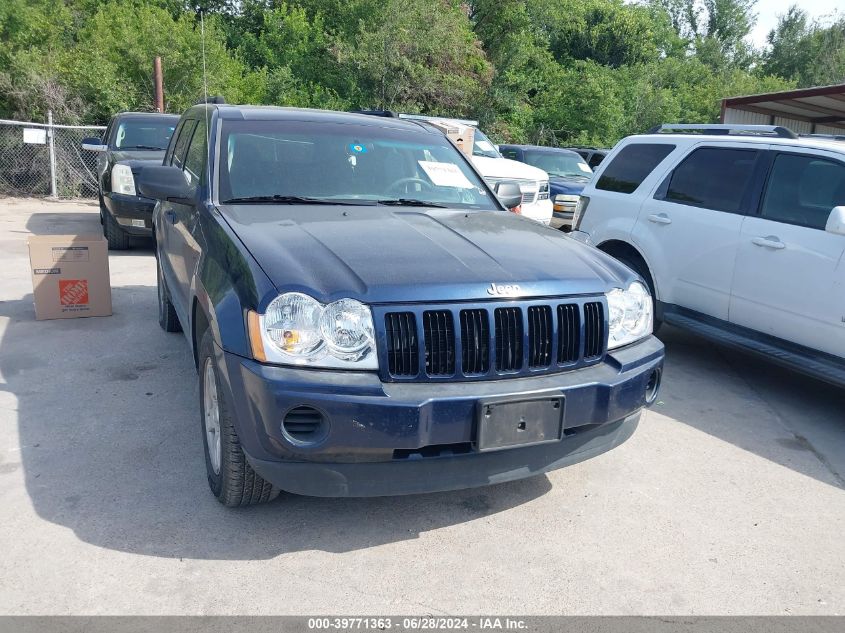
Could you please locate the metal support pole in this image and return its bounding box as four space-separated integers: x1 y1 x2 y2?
154 57 164 113
47 110 58 199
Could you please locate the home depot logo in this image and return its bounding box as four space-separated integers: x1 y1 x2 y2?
59 279 89 306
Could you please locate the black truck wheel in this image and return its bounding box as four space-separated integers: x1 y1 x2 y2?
103 212 130 250
198 329 280 507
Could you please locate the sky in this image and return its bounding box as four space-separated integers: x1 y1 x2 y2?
750 0 843 48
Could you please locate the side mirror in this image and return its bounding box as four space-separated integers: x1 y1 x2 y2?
136 165 193 203
493 181 523 211
81 137 107 152
826 206 845 236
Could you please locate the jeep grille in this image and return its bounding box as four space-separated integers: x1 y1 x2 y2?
379 298 606 381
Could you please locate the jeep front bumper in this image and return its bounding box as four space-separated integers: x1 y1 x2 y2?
214 335 664 497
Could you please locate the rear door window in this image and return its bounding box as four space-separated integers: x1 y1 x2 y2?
596 143 675 194
760 153 845 229
664 147 759 214
182 119 208 186
171 120 197 169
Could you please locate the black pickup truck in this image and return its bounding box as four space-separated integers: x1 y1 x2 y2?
82 112 179 249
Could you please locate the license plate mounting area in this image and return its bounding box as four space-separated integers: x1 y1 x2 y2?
476 395 564 452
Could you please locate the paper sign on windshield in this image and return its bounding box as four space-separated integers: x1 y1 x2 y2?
578 162 592 173
418 161 474 188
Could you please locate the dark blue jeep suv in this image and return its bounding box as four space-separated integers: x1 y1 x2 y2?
137 104 664 506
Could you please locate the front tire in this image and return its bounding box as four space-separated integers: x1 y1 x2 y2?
103 211 130 250
198 330 280 507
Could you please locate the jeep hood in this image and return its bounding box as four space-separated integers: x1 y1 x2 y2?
219 205 635 305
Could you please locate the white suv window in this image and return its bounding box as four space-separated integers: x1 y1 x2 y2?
661 147 759 214
761 153 845 230
596 143 674 194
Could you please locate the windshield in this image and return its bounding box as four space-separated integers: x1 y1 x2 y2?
472 129 502 159
218 120 498 210
523 150 592 179
113 118 177 150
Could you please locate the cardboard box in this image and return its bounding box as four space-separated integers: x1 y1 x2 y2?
426 120 475 157
28 235 112 320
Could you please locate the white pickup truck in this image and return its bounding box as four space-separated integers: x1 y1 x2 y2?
380 113 553 225
468 129 553 225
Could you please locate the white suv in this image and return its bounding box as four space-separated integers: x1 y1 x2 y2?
573 124 845 386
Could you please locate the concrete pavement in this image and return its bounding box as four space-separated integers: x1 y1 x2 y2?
0 198 842 615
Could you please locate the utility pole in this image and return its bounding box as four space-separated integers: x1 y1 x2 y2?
153 56 164 112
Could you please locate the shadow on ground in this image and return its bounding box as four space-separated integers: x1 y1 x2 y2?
0 289 552 561
654 325 845 489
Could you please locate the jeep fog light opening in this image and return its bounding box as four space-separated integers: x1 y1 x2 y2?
606 281 653 350
249 293 377 369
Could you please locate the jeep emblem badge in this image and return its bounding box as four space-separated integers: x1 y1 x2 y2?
487 282 522 297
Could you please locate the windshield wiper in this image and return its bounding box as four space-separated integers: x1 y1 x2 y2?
221 195 362 205
377 198 447 208
122 145 166 150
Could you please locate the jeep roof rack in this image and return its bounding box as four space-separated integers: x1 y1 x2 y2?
647 123 798 139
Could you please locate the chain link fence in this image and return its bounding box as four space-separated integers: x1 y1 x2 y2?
0 116 106 199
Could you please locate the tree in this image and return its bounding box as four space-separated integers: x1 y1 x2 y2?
540 0 666 68
0 0 83 121
763 6 845 88
336 0 492 114
649 0 757 69
63 1 261 122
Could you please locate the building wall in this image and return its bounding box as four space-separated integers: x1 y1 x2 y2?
723 107 840 135
723 108 769 125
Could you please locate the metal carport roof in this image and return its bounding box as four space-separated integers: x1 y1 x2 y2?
721 83 845 132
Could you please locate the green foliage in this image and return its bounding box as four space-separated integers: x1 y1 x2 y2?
336 0 492 114
0 0 810 146
63 1 259 121
649 0 758 69
762 6 845 88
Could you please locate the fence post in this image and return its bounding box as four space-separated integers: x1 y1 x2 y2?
47 110 58 199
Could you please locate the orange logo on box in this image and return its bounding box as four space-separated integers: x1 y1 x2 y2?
59 279 89 306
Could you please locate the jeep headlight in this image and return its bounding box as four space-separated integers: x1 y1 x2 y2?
606 281 653 349
111 163 136 196
248 293 377 369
